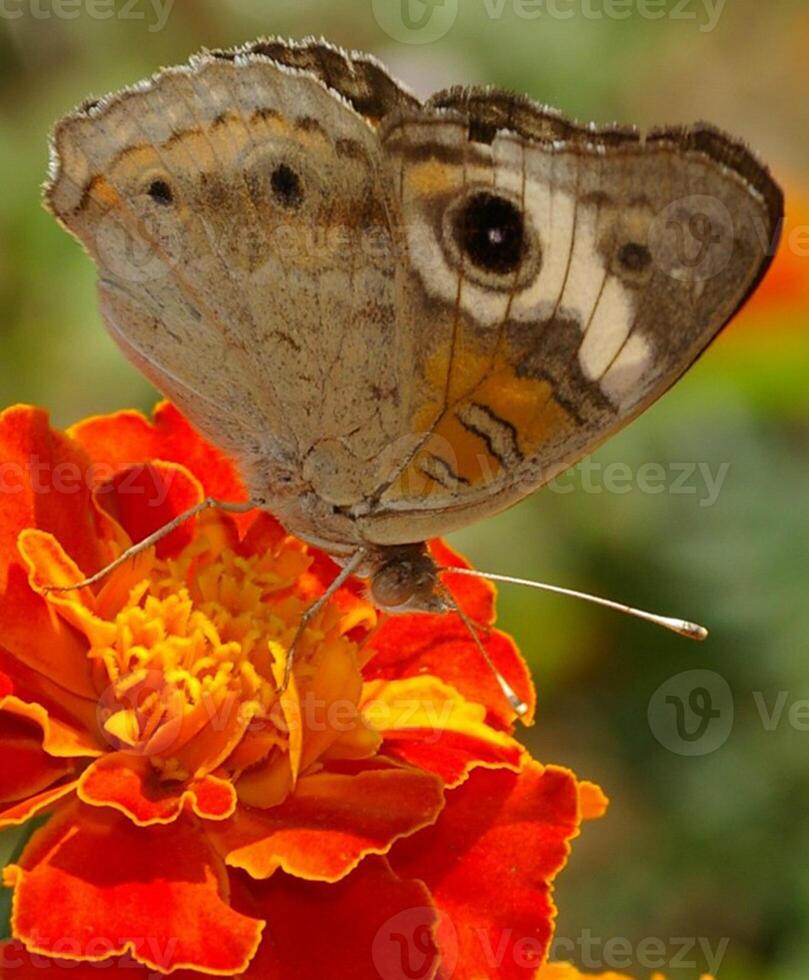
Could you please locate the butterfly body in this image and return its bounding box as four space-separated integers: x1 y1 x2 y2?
46 38 782 612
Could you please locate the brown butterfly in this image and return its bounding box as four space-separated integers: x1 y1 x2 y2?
45 38 783 709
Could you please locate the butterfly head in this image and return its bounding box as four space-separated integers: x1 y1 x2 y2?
367 544 447 615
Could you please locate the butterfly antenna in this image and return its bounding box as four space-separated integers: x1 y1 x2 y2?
438 585 530 718
441 568 708 642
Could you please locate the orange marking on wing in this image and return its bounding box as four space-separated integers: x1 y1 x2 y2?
391 342 575 501
404 160 461 195
473 368 574 460
92 176 120 208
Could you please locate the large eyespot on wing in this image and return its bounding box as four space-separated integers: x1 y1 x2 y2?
367 94 782 546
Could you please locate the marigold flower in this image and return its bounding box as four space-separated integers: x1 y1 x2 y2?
0 402 609 978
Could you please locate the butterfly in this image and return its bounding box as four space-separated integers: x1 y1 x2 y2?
45 37 783 708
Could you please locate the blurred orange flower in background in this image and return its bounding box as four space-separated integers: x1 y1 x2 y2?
0 402 619 978
735 181 809 325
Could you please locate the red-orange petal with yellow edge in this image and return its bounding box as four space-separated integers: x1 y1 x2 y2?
362 677 523 787
0 943 208 979
367 611 535 729
538 967 713 980
578 781 609 821
77 752 237 826
5 802 263 975
0 781 77 828
0 406 111 593
69 403 253 532
389 762 582 980
0 563 97 701
0 711 75 804
241 856 440 980
209 764 444 882
430 539 498 624
0 694 101 760
96 461 204 560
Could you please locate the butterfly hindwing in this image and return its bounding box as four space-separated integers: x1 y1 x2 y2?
363 91 782 544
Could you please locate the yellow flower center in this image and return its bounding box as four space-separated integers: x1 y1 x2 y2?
89 532 363 783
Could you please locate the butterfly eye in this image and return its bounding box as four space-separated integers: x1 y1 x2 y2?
271 163 304 209
618 242 652 272
456 192 525 275
370 560 417 610
147 179 174 206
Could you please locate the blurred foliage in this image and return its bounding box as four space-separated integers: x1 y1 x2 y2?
1 1 807 977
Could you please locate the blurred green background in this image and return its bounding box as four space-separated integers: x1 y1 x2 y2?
0 1 807 977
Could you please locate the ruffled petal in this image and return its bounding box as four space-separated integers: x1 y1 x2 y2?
390 762 582 980
241 857 440 980
362 676 523 787
366 611 535 730
77 752 237 826
0 694 101 760
365 540 535 727
0 561 97 701
210 764 444 882
578 781 609 821
95 461 205 561
431 540 498 623
0 710 74 803
0 782 77 829
4 802 263 975
0 943 204 978
0 406 112 593
69 403 252 532
538 967 709 980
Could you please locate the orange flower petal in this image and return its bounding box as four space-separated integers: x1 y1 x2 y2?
0 781 77 829
0 406 111 593
0 943 205 978
69 403 252 533
0 693 101 760
367 612 535 729
0 711 74 803
210 764 444 882
537 967 713 980
77 752 237 826
242 857 440 980
362 676 523 787
96 461 204 561
390 762 583 980
0 562 97 701
430 539 498 623
5 802 263 975
578 781 609 822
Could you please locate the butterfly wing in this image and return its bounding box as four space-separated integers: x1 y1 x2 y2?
360 90 783 545
45 40 418 515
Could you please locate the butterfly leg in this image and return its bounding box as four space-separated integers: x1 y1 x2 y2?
278 547 368 695
43 497 263 593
